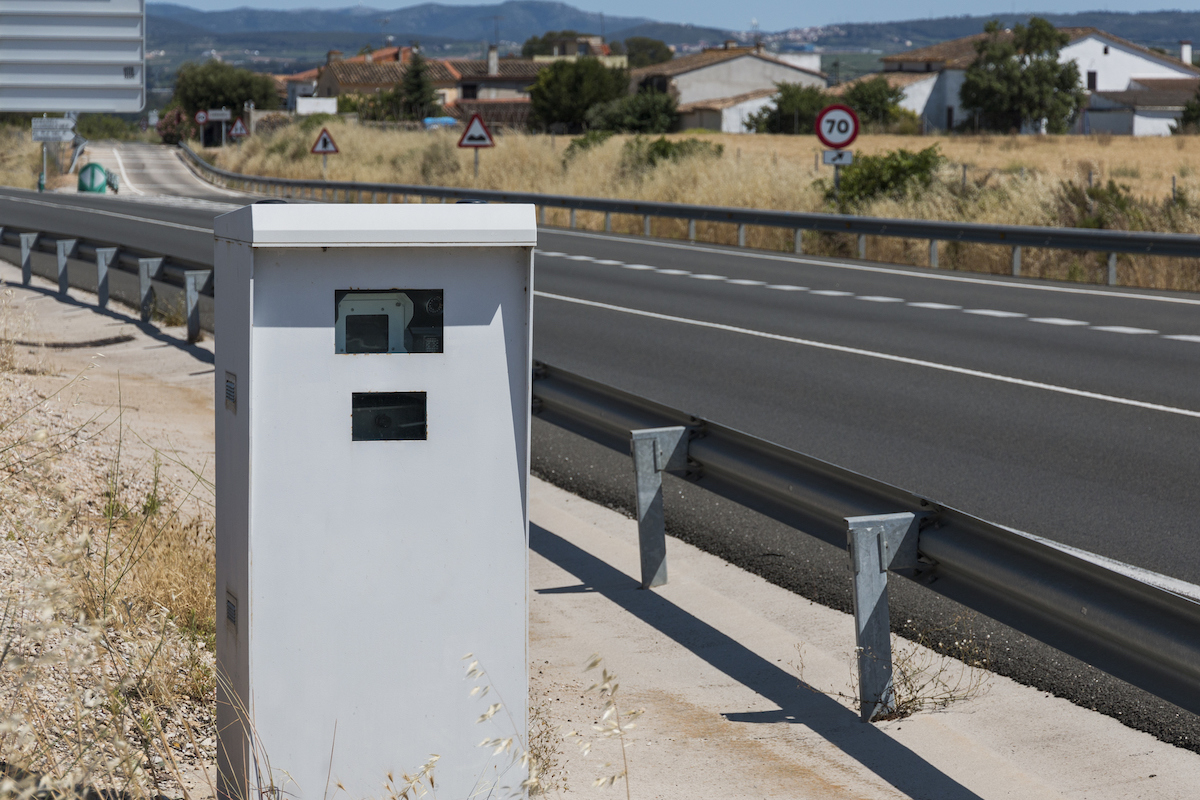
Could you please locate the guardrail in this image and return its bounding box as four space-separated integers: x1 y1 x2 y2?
180 143 1200 285
532 362 1200 722
0 224 212 343
9 192 1200 726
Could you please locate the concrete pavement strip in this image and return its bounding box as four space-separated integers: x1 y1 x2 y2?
3 258 1199 798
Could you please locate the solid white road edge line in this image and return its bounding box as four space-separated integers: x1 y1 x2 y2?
534 290 1200 420
0 193 210 233
545 228 1200 307
109 148 145 196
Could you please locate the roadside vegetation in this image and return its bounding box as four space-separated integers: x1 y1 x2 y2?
208 119 1200 291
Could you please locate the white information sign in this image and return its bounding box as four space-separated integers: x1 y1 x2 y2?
31 117 76 142
208 108 232 122
0 0 145 113
823 150 854 166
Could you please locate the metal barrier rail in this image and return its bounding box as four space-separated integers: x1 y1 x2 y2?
0 224 212 343
531 362 1200 721
180 143 1200 284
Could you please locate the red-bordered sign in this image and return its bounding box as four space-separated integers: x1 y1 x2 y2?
194 110 208 125
815 104 860 149
310 127 339 154
229 117 249 139
457 114 495 148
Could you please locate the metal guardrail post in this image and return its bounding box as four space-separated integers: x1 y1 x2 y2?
1011 246 1022 276
19 232 38 285
605 212 612 232
737 224 746 248
794 229 803 254
630 426 688 589
644 215 651 237
56 239 78 296
847 512 921 723
95 247 116 310
184 270 209 344
569 209 576 229
138 257 163 323
1108 253 1118 286
687 219 696 242
929 239 939 268
857 234 867 260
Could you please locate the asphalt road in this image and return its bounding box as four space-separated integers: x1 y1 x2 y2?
4 148 1200 747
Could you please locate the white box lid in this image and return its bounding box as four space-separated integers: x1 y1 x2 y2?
214 203 537 247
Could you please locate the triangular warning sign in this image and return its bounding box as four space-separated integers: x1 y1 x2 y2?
457 114 495 148
229 117 249 138
311 127 339 155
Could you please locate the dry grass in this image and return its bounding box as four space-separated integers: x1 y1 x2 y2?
0 127 42 191
0 323 217 797
209 121 1200 291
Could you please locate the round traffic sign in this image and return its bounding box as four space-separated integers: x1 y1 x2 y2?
194 110 208 125
815 104 860 149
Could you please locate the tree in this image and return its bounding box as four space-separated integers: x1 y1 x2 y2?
172 60 280 114
521 30 582 58
745 83 830 134
1173 87 1200 134
400 50 440 119
528 58 628 130
842 76 905 127
960 18 1085 134
585 90 676 133
624 37 672 69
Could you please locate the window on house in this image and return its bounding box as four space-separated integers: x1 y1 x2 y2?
1087 71 1097 90
1103 45 1110 55
461 84 478 99
946 106 954 130
925 62 932 72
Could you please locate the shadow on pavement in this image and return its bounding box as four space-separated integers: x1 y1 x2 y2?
531 523 984 800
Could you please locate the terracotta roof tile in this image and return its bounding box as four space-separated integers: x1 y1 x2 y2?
322 59 457 89
881 27 1200 74
448 58 543 80
631 47 824 80
826 71 937 96
676 88 776 112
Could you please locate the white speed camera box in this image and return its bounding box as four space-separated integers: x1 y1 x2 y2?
213 204 535 800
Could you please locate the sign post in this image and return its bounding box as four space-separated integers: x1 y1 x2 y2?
31 117 76 192
311 127 339 179
457 113 495 179
208 108 232 146
815 104 860 203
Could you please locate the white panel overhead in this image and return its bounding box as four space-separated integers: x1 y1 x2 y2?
0 0 145 113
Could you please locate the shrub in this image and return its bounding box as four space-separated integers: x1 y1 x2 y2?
76 114 138 140
298 112 339 133
620 135 723 175
420 137 461 183
254 112 292 136
745 83 831 134
584 90 676 133
1056 179 1147 230
155 107 196 145
825 145 944 206
562 129 613 166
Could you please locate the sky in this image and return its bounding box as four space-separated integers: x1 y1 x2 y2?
176 1 1198 33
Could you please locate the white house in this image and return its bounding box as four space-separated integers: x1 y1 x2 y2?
630 43 826 132
676 88 776 133
867 27 1198 134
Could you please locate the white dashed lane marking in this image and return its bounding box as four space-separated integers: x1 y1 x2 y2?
1091 326 1159 335
533 249 1200 344
1030 318 1090 326
964 309 1027 318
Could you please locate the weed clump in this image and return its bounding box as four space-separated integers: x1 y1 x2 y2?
619 135 723 177
824 145 945 207
562 129 613 167
419 137 461 183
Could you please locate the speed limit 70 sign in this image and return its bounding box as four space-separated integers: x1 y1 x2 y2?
815 104 860 149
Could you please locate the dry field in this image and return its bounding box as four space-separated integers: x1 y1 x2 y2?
210 121 1200 291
